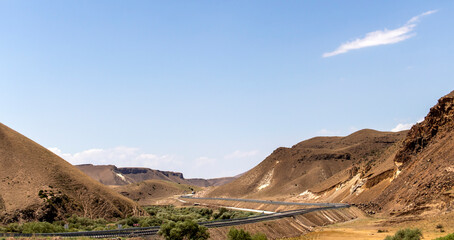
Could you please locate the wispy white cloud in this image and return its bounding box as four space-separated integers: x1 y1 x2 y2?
47 146 182 170
317 129 341 136
391 117 424 132
323 10 437 57
391 123 414 132
224 150 259 159
194 157 216 167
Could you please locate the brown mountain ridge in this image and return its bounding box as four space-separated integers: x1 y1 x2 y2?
207 129 408 201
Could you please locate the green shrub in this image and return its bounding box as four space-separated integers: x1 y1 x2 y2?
252 233 268 240
158 220 209 240
435 233 454 240
227 227 267 240
138 217 162 227
384 228 422 240
228 227 252 240
4 223 22 233
21 222 64 233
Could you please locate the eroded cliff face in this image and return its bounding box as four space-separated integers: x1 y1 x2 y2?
395 91 454 166
375 91 454 215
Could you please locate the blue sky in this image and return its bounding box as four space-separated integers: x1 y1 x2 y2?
1 1 453 178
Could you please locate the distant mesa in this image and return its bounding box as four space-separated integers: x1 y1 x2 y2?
76 164 238 187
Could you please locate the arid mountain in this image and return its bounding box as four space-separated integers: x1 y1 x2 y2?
0 123 139 223
111 179 200 205
208 129 408 200
76 164 237 187
208 90 454 216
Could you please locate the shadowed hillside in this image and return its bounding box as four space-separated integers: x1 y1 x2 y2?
0 123 140 223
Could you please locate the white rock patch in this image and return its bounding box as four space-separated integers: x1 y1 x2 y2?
299 190 320 200
115 172 127 182
257 169 274 190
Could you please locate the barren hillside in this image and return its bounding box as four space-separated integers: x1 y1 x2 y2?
0 123 139 223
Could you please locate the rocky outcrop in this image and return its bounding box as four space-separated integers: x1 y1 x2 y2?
375 91 454 214
395 91 454 166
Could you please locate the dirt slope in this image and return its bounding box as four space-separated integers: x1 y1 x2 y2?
0 123 139 223
208 129 407 200
76 164 237 187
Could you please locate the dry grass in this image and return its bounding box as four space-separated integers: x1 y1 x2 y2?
282 211 454 240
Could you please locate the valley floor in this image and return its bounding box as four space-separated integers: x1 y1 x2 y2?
283 210 454 240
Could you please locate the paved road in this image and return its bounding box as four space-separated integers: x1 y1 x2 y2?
181 196 349 207
0 197 349 238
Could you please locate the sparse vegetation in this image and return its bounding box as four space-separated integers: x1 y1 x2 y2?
228 227 268 240
21 222 65 233
435 233 454 240
144 205 256 223
384 228 422 240
158 219 209 240
0 205 258 234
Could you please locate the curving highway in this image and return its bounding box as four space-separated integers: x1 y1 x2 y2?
0 197 349 238
181 196 349 208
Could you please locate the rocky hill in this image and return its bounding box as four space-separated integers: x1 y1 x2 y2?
0 123 139 223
